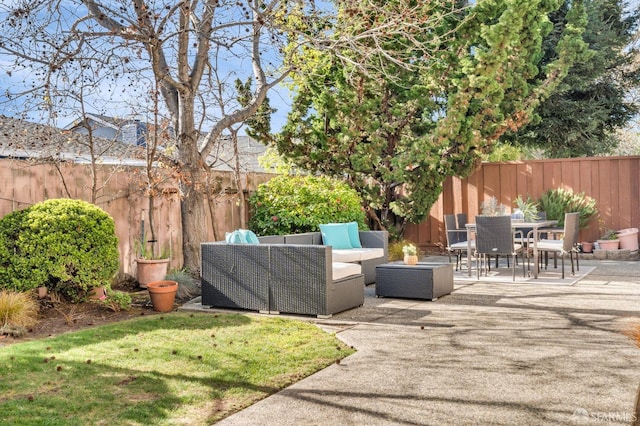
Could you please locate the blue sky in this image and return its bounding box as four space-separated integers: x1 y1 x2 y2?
0 0 638 134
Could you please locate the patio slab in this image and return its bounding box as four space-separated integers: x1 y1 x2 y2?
185 257 640 425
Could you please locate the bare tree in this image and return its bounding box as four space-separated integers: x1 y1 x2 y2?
0 0 468 272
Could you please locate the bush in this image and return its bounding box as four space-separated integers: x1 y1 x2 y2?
98 289 132 312
0 199 120 302
249 175 367 236
0 290 38 337
537 188 598 229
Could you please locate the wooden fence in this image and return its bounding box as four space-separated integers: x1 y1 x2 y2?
0 157 271 277
405 156 640 250
1 155 637 276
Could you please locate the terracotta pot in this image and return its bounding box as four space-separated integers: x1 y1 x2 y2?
136 258 170 288
597 239 620 251
403 255 418 265
37 286 48 299
581 242 593 253
90 286 106 300
617 228 639 251
147 280 178 313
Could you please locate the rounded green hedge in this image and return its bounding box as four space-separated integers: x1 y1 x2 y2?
249 175 367 236
0 199 120 301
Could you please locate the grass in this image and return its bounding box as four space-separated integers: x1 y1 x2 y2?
0 312 355 425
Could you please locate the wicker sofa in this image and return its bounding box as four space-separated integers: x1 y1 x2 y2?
200 230 388 317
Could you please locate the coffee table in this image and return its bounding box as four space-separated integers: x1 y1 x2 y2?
375 262 454 300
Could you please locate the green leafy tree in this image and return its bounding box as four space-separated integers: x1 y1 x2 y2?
260 0 588 233
502 0 640 157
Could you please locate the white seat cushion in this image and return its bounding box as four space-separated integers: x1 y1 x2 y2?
332 262 362 280
449 241 474 250
537 239 564 251
332 248 385 263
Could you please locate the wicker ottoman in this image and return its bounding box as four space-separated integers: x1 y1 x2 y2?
375 262 454 300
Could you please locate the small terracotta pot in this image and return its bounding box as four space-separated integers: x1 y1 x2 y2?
37 286 48 299
403 255 418 265
147 280 178 313
581 242 593 253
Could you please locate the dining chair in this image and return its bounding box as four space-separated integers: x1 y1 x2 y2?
474 215 525 281
535 212 580 279
445 214 473 271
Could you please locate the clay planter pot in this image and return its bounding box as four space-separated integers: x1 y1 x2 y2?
597 239 620 251
147 280 178 313
90 286 106 300
581 242 593 253
617 228 639 251
136 258 170 289
403 255 418 265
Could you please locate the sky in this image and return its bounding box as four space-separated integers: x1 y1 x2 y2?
0 0 638 134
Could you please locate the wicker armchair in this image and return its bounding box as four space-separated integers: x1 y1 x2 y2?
535 212 580 279
474 215 525 280
445 214 473 271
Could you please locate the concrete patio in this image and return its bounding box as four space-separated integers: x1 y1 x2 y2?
186 257 640 425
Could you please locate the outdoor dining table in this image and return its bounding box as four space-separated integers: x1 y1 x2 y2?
464 219 558 279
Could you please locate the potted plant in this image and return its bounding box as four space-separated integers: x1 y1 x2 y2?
147 280 178 312
597 229 620 251
581 241 594 253
514 196 540 222
135 240 170 289
402 243 419 265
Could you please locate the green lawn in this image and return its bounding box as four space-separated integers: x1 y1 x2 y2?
0 312 354 425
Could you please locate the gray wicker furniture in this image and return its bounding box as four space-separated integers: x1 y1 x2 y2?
375 262 454 300
257 230 389 285
536 212 580 279
474 215 525 281
201 241 369 318
445 214 474 271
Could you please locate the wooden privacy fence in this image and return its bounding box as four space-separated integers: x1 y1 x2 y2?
1 155 637 275
0 157 272 278
405 156 640 250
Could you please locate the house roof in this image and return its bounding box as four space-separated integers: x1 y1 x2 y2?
0 115 268 172
0 115 147 165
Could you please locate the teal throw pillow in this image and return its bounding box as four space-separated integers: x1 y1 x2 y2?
239 229 260 244
346 222 362 248
319 223 353 249
225 229 260 244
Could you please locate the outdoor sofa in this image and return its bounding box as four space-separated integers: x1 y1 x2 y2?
201 229 388 317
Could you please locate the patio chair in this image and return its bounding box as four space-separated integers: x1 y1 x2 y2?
445 214 473 271
535 212 580 279
474 215 525 281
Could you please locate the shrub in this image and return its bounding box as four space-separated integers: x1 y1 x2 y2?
249 175 367 235
166 269 200 302
537 188 598 229
0 290 38 337
98 289 132 312
0 199 120 302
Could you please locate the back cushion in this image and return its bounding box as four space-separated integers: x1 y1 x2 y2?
319 223 353 249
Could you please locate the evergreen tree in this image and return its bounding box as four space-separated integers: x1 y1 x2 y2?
259 0 588 233
503 0 640 157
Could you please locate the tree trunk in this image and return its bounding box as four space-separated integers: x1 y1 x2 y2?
176 95 210 274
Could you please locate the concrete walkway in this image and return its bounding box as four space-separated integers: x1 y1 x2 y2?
193 258 640 425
